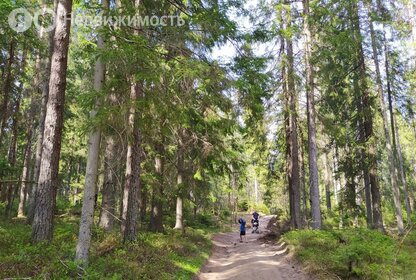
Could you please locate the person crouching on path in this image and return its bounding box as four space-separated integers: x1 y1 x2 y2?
238 217 247 243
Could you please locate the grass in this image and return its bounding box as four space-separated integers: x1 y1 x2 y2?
283 228 416 280
0 215 214 279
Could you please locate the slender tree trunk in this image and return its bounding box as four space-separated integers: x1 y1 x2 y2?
385 38 405 234
352 1 384 232
18 125 33 217
150 143 164 232
123 82 142 242
5 96 21 216
75 0 107 259
332 147 339 207
5 49 27 216
410 0 416 61
303 0 321 229
139 185 147 226
393 114 412 226
0 41 15 147
411 160 416 211
366 6 399 230
174 129 185 231
31 0 72 242
354 177 363 227
280 5 293 228
363 168 372 227
27 17 57 225
298 123 307 223
98 136 116 230
333 146 344 228
286 24 302 229
323 152 332 210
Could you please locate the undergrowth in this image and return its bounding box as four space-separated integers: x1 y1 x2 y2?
283 228 416 280
0 217 213 279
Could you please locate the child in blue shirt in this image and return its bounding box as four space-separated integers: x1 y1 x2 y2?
238 217 247 243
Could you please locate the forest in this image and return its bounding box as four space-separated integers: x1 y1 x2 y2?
0 0 416 279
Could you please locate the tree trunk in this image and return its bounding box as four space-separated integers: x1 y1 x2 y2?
174 129 185 231
18 125 33 217
98 135 116 230
323 152 332 210
411 160 416 212
410 1 416 62
352 0 384 232
123 82 142 242
0 41 15 147
75 0 107 259
385 38 405 234
285 15 302 229
303 0 321 229
150 143 164 232
5 96 20 216
27 18 57 225
368 2 402 231
5 49 27 216
139 185 147 227
298 123 307 223
31 0 72 242
333 146 344 228
393 114 412 226
174 196 184 230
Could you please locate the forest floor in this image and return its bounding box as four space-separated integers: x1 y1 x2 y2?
196 215 309 280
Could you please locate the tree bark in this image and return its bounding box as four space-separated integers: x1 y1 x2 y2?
352 0 384 232
323 152 332 210
27 15 57 225
98 135 116 230
31 0 72 242
411 160 416 212
75 0 107 259
5 49 27 216
0 41 15 147
18 125 33 217
5 95 21 216
303 0 321 229
298 123 307 223
282 24 301 228
285 10 302 229
150 143 164 232
393 114 412 226
385 38 405 234
175 196 184 230
123 82 142 242
174 129 185 231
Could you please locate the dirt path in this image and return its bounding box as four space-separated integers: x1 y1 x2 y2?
196 216 309 280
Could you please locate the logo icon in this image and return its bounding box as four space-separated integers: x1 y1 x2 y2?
8 8 32 33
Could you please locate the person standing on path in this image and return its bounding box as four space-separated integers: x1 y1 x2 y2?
238 217 247 242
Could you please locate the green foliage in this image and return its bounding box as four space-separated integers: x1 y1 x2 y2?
0 218 212 279
238 199 249 212
252 203 270 215
185 213 216 228
284 229 416 279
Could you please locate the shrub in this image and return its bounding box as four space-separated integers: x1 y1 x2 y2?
284 228 416 279
0 217 212 279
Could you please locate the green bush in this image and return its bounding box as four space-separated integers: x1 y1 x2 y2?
184 213 215 228
0 218 212 279
238 200 249 212
252 203 270 215
284 228 416 279
220 209 231 219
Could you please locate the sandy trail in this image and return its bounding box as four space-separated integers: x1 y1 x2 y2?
196 216 309 280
